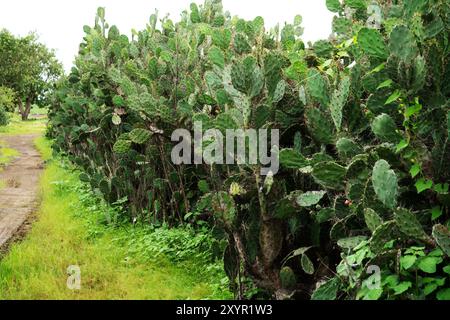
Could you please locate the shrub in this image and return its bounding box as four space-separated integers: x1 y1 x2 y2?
49 0 450 299
0 106 9 126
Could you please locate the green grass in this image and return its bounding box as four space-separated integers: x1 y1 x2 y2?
30 105 49 116
0 113 46 135
0 137 231 300
0 140 20 166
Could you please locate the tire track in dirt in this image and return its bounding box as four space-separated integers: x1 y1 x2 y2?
0 134 43 249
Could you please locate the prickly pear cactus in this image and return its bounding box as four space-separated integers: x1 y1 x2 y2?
280 266 296 289
259 221 283 266
370 221 398 254
336 138 363 161
395 208 428 240
129 128 152 144
48 0 450 300
358 28 388 59
364 208 383 233
113 139 132 154
312 162 347 190
371 114 402 144
372 160 398 209
432 225 450 257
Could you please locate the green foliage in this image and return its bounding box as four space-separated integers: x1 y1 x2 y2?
0 30 62 120
312 161 347 190
371 114 401 143
0 86 16 113
311 278 340 300
296 191 326 207
358 28 388 59
364 208 383 233
280 266 296 289
395 208 428 240
433 225 450 257
372 160 398 209
0 106 9 126
48 0 450 300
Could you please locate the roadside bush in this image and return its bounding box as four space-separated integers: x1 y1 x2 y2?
0 106 9 126
49 0 450 300
0 86 15 113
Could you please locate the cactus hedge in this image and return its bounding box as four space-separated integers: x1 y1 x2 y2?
48 0 450 299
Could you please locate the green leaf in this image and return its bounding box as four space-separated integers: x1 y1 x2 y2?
329 76 350 131
389 25 418 61
392 281 412 295
279 148 309 169
417 257 441 274
415 178 433 194
326 0 341 12
434 183 449 194
431 207 443 221
395 208 427 240
364 208 383 233
409 164 421 178
316 208 335 224
301 254 315 275
345 0 367 10
79 173 90 183
395 139 409 153
295 191 325 207
306 69 329 106
113 139 132 154
437 288 450 300
405 102 422 118
385 90 401 105
400 255 417 270
311 277 339 300
212 29 231 50
377 79 393 90
443 265 450 275
112 114 122 125
129 128 152 144
337 236 368 250
312 161 347 190
198 180 210 193
208 46 225 68
273 80 286 103
362 288 383 300
358 28 388 59
190 3 201 23
371 113 401 143
432 224 450 257
280 266 296 289
372 160 398 209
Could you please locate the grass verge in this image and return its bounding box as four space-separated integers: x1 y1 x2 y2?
0 114 46 135
0 140 19 166
0 137 231 300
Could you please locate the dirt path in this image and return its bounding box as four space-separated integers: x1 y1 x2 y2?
0 134 43 249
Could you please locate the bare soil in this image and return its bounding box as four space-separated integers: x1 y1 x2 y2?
0 134 43 251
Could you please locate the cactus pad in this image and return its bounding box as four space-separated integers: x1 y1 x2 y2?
394 208 427 240
364 208 383 233
372 160 398 209
432 224 450 257
129 128 152 144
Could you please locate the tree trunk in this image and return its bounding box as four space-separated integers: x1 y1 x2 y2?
20 97 32 121
18 99 24 116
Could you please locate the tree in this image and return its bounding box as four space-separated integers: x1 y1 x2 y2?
0 86 16 112
0 29 62 120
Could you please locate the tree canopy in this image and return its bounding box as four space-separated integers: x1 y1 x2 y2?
0 29 62 120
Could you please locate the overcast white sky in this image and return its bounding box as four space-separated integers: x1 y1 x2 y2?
0 0 334 71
